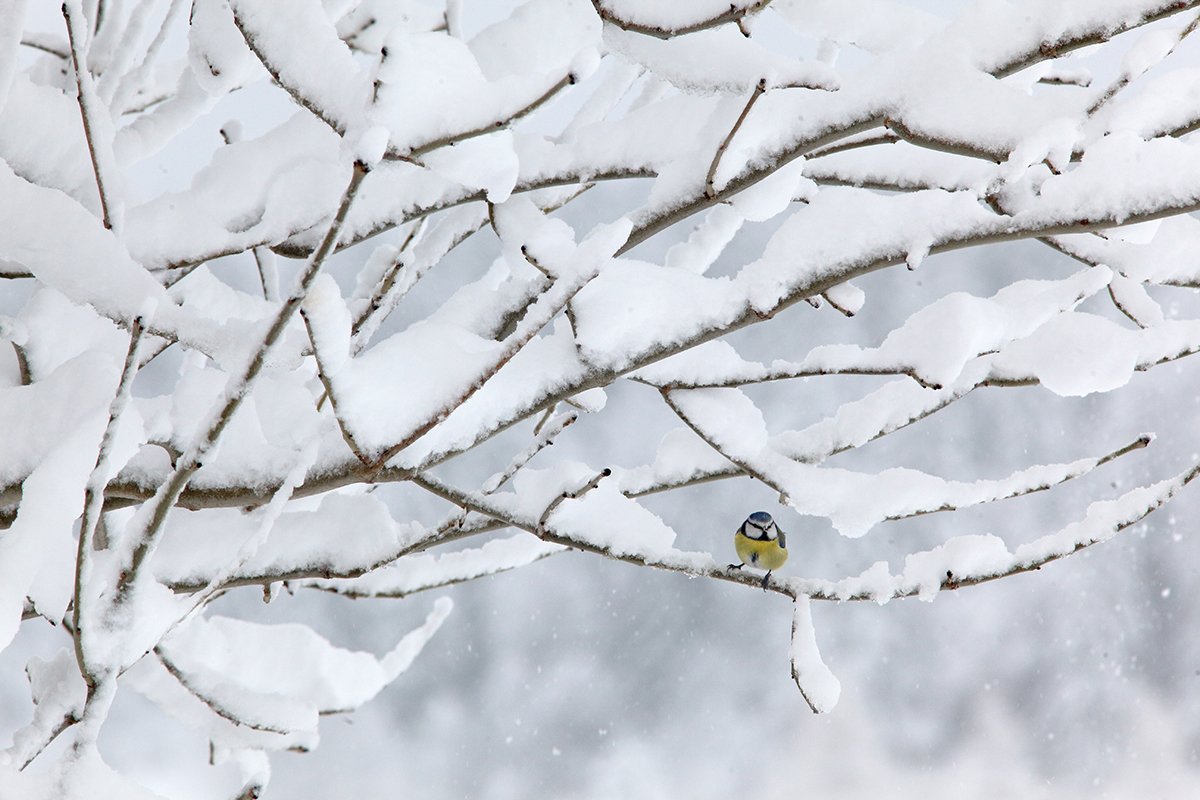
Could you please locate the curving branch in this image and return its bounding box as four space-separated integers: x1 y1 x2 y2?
154 649 292 734
408 457 1200 604
591 0 774 39
20 32 70 58
161 513 508 594
301 534 566 600
883 117 1006 163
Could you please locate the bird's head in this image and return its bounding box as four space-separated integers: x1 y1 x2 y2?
743 511 779 541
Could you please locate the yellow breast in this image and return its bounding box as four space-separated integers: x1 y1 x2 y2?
735 531 788 571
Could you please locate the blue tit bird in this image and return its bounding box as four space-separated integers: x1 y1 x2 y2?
731 511 787 591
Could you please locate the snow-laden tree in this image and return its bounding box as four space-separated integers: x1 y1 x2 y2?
4 0 1200 795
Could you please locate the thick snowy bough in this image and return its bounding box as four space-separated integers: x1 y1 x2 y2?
5 0 1200 793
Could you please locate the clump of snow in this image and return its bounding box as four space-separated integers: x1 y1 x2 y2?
823 280 865 315
798 267 1111 390
352 125 390 170
725 157 809 221
901 534 1013 601
301 273 352 376
1108 273 1164 328
188 0 259 96
774 0 945 54
229 0 370 132
991 312 1140 396
665 204 744 274
605 25 838 96
127 597 451 752
790 596 840 713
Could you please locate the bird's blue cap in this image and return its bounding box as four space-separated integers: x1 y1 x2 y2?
747 511 773 525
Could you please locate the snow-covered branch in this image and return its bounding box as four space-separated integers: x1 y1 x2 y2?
590 0 774 40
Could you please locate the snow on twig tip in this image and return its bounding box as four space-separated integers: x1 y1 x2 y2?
790 596 840 713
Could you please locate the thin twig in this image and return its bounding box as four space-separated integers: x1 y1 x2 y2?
875 434 1155 524
536 468 611 538
93 0 162 105
20 33 70 58
162 514 508 594
301 308 371 464
350 218 431 340
1085 11 1200 117
253 246 279 302
399 72 578 162
302 534 565 599
631 361 925 390
368 238 613 469
660 388 787 500
486 412 579 495
108 0 189 115
431 410 576 530
64 0 120 231
155 649 292 734
351 212 482 352
73 317 146 690
706 78 767 200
